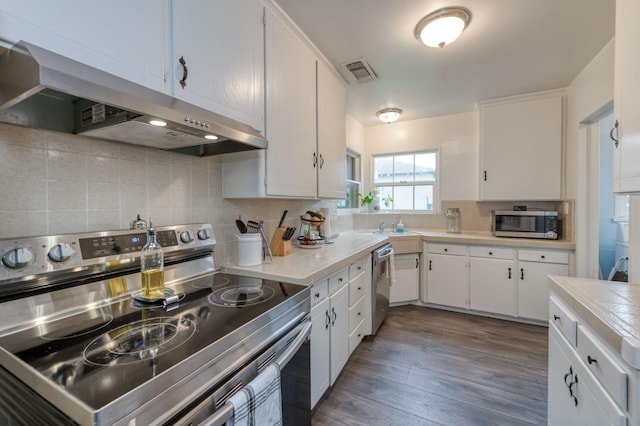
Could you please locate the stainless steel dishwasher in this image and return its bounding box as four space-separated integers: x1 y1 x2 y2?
372 243 393 334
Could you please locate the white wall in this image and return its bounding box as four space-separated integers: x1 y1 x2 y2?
363 111 477 202
565 38 615 277
346 114 365 154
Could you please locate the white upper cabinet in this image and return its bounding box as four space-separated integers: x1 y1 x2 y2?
171 0 265 133
317 60 347 199
0 1 168 93
263 4 317 197
612 0 640 193
478 91 563 201
221 3 347 200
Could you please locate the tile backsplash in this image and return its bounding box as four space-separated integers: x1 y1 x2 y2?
0 123 336 266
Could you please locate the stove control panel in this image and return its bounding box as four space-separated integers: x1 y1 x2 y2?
0 224 215 279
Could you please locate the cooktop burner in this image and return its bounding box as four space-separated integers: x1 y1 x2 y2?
83 316 196 366
209 286 275 307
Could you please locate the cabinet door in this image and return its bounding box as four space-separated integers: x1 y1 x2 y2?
613 0 640 192
317 60 346 199
0 1 168 92
310 298 330 408
469 257 515 316
264 6 317 197
426 253 467 309
519 261 568 321
391 253 420 304
329 283 349 385
171 0 264 132
478 94 562 200
548 328 581 426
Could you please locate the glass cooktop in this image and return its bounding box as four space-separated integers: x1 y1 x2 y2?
0 273 307 413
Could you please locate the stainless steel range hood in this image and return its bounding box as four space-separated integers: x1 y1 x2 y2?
0 42 267 156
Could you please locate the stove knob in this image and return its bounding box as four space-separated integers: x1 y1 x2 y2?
48 243 76 263
197 228 211 240
180 230 194 243
2 248 35 269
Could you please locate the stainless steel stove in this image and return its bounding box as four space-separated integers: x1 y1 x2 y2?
0 224 311 425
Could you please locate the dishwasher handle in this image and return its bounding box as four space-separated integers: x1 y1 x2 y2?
374 244 394 260
198 319 311 426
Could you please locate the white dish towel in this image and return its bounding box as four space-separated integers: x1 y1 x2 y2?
227 363 283 426
388 251 396 287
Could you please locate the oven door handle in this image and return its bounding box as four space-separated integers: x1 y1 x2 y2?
198 319 311 426
273 320 311 369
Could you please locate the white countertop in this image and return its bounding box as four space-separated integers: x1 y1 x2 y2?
550 275 640 369
222 229 574 285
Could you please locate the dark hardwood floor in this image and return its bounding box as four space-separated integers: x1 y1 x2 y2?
312 306 548 426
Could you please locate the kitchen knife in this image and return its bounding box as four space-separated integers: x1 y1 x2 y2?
278 210 288 228
235 218 247 233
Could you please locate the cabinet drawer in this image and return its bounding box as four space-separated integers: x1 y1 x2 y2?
349 273 367 305
349 257 368 280
577 325 628 410
427 243 467 256
311 280 329 307
349 320 366 355
329 268 348 294
349 296 365 333
549 297 578 346
519 249 569 264
469 246 514 260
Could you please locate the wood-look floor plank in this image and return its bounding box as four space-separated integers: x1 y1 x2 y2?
312 305 548 426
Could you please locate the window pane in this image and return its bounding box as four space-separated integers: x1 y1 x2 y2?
415 185 434 210
373 156 393 183
377 186 393 210
346 155 355 180
394 154 414 183
394 186 414 209
415 153 436 181
338 181 360 209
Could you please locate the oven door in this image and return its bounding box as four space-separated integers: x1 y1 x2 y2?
173 317 312 426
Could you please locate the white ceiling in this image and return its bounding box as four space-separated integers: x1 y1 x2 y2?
275 0 615 127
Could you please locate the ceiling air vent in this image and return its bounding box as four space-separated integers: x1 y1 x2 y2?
341 58 377 83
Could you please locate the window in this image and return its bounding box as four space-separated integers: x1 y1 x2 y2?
338 150 361 209
373 151 437 211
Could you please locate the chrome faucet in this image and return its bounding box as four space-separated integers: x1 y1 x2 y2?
378 222 395 233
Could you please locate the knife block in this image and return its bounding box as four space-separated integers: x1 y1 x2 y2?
269 227 291 257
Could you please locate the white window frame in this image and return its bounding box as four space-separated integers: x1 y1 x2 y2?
371 150 439 213
338 149 362 213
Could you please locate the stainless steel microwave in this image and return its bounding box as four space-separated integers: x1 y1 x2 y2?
492 210 559 239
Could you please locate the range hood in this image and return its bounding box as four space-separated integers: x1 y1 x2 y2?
0 42 267 156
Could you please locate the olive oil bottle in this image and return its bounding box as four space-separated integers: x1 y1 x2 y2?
140 223 164 299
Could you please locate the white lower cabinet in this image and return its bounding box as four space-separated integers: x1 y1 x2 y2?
424 242 571 321
426 243 468 309
310 292 330 409
548 296 628 425
518 249 569 321
390 253 420 305
469 247 515 316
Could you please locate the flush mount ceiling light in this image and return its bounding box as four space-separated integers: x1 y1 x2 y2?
204 134 219 140
149 119 167 127
376 107 403 124
414 6 472 48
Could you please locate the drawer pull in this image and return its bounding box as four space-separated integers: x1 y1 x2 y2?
553 315 560 321
508 267 512 279
315 292 320 298
339 277 343 283
489 251 493 255
541 255 546 259
444 248 448 252
357 286 362 290
587 355 598 365
357 312 361 316
429 260 432 271
520 268 524 280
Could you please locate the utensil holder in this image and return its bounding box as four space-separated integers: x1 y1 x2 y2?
269 227 291 256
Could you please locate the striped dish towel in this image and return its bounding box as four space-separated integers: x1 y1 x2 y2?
227 363 283 426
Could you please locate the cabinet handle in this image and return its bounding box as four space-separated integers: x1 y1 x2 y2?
484 170 488 181
568 374 579 406
540 255 546 259
339 277 343 283
587 355 598 365
520 268 524 280
357 286 362 290
319 154 325 168
489 251 493 255
564 366 573 387
610 119 619 148
314 292 320 299
508 267 512 279
313 152 317 168
553 314 560 321
444 248 448 252
325 310 330 329
332 307 337 326
357 311 361 316
179 56 188 89
429 260 432 271
416 258 419 268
